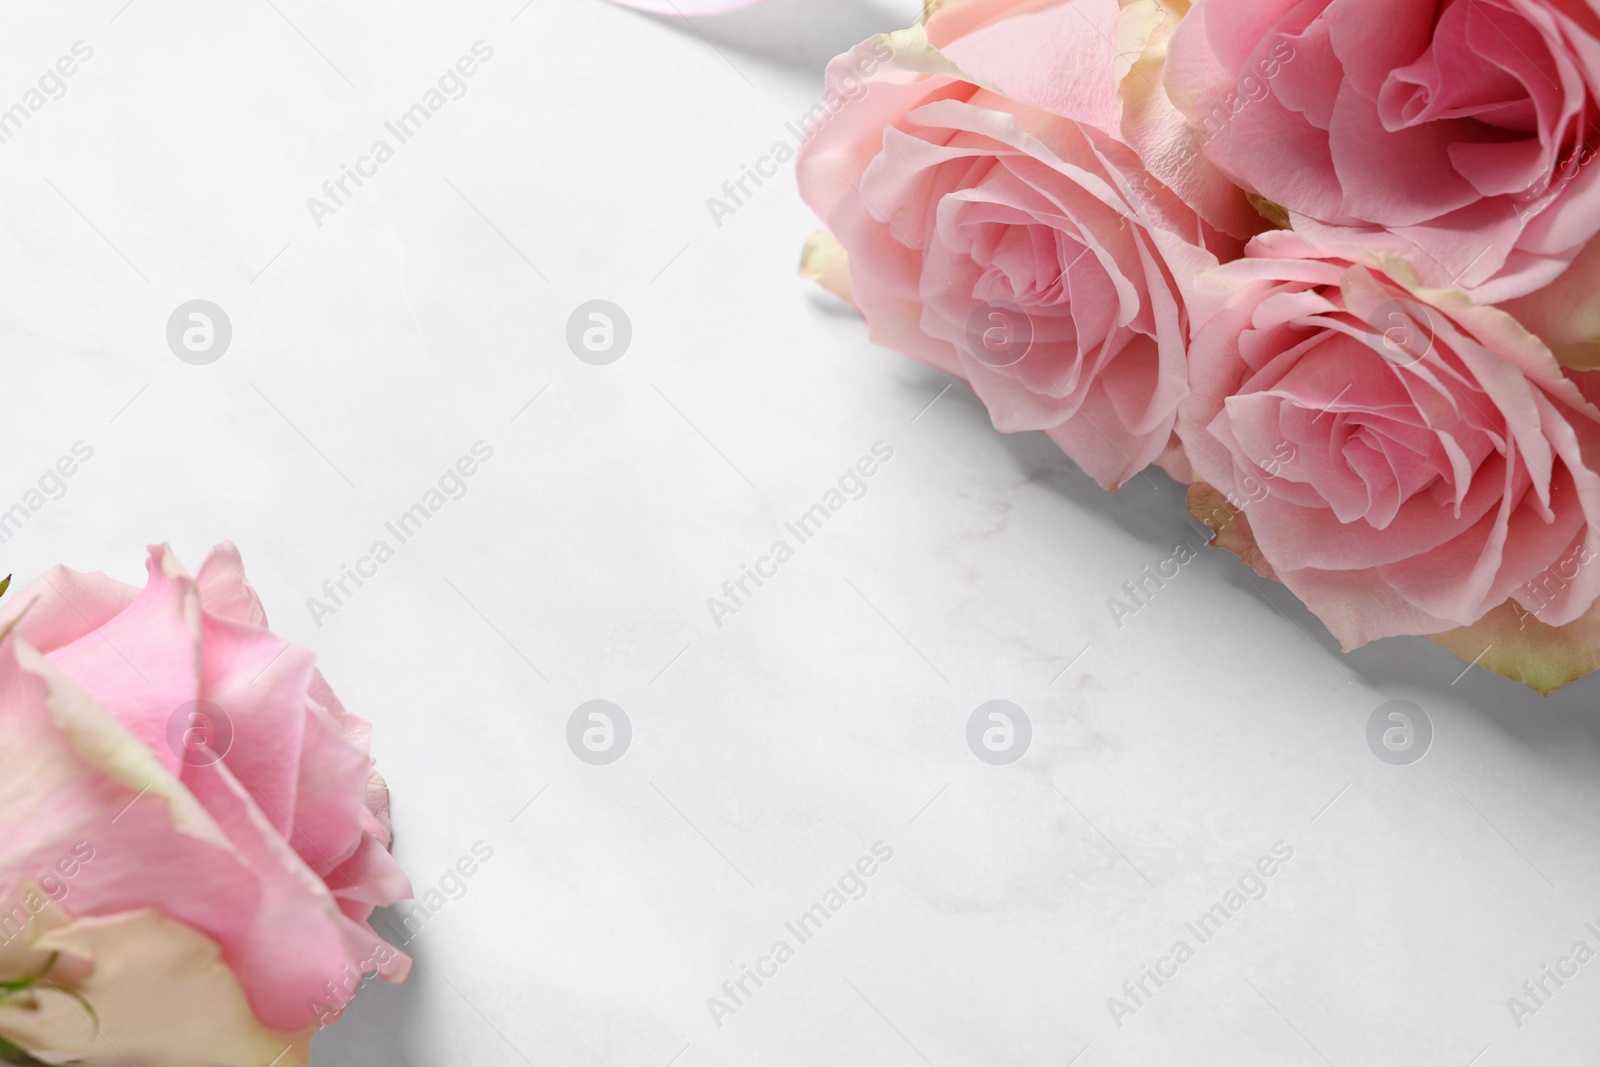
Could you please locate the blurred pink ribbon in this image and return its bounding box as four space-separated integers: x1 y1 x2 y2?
608 0 768 12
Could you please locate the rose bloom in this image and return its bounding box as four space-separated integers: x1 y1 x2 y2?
0 545 411 1067
1179 231 1600 664
798 0 1253 488
1166 0 1600 316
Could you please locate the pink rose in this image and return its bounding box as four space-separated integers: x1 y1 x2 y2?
1179 230 1600 658
798 0 1246 488
0 545 411 1066
1166 0 1600 311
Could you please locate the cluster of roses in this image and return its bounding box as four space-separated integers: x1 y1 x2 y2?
797 0 1600 694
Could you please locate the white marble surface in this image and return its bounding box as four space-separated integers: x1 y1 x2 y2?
4 1 1600 1064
